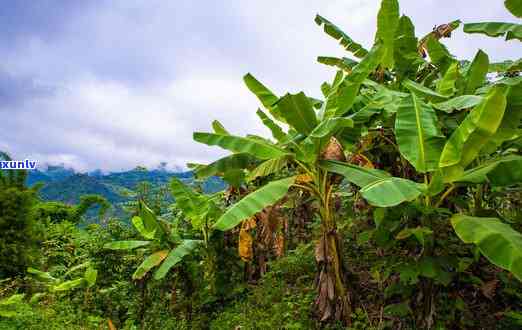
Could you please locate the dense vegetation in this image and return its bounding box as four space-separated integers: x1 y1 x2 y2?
1 0 522 329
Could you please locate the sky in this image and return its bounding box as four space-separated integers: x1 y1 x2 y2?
1 0 520 172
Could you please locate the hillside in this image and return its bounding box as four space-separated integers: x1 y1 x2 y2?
28 166 226 216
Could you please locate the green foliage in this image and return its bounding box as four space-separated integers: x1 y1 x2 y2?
213 176 296 231
451 215 522 280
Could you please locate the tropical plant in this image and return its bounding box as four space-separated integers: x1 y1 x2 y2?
103 200 201 281
193 0 522 325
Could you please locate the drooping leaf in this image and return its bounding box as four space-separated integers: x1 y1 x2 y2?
360 177 425 207
451 215 522 281
193 132 289 159
432 95 483 113
314 14 369 58
376 0 400 68
194 153 255 179
256 109 287 142
464 22 522 41
505 0 522 18
395 93 445 172
213 176 296 231
439 85 508 181
154 240 202 280
277 92 318 135
132 250 169 280
464 50 489 94
103 240 151 250
320 160 391 187
243 73 284 122
247 156 289 182
211 120 229 135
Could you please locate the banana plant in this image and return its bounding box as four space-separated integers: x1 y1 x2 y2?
26 263 97 303
104 200 201 281
319 1 522 286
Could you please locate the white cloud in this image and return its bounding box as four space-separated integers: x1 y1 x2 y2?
1 0 521 171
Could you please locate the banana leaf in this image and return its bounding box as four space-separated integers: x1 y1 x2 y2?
213 176 296 231
395 93 445 172
451 215 522 281
193 132 289 160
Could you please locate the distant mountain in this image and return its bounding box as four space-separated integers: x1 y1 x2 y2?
39 173 126 204
26 165 76 186
28 165 226 217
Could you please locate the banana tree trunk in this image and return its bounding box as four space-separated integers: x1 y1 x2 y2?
314 177 352 324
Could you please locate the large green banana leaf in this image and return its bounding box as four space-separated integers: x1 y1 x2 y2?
320 160 425 206
256 109 286 142
213 176 296 231
277 92 317 135
394 15 423 79
325 44 385 118
456 155 522 185
103 240 151 250
451 215 522 281
132 250 168 280
351 84 407 120
439 85 508 182
505 0 522 18
464 50 489 94
376 0 400 68
395 93 445 172
432 95 483 113
314 14 369 58
247 156 289 182
194 153 255 179
154 240 202 280
193 132 289 160
243 73 284 122
464 22 522 41
483 83 522 153
319 160 390 187
360 177 425 207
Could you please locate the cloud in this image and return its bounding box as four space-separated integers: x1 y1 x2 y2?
0 0 520 171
